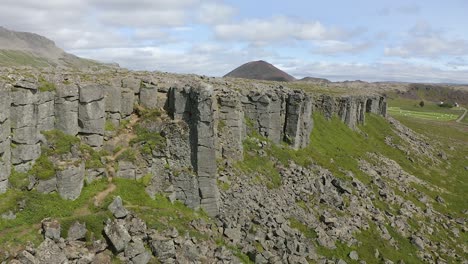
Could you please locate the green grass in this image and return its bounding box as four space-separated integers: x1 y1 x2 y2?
289 218 317 240
0 50 52 68
42 130 80 155
388 107 459 121
0 180 109 248
236 137 282 189
105 120 117 131
316 223 421 264
130 125 166 156
38 76 56 92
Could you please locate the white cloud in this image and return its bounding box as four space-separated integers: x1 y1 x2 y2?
314 41 372 55
378 4 421 16
197 2 237 24
289 61 468 83
214 16 355 44
385 23 468 58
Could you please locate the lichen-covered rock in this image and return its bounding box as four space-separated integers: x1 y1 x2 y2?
67 221 87 241
104 219 132 253
42 218 61 241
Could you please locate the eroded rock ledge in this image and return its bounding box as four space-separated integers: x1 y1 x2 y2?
0 71 387 217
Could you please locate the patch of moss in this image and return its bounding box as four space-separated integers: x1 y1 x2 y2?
105 120 116 131
42 130 80 156
116 148 137 162
29 154 56 180
8 169 29 190
289 217 317 240
38 76 56 92
130 125 166 156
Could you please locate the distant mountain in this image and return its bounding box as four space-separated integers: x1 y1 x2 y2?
224 60 296 82
0 26 117 69
298 77 331 84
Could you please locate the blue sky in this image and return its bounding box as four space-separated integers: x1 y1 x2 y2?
1 0 468 83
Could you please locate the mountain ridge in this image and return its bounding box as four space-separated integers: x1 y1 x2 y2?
0 26 117 69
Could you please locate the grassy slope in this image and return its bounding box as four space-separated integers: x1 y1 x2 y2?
237 110 467 263
0 50 52 67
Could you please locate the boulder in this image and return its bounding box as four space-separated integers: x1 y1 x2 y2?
56 161 85 200
104 219 132 253
42 219 61 241
67 221 87 241
108 196 129 219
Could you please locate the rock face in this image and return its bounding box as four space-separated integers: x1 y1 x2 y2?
78 84 105 148
0 85 11 193
0 70 387 207
56 161 85 200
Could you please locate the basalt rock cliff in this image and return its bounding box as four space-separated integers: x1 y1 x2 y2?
0 69 386 217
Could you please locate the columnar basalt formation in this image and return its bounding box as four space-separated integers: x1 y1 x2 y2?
78 84 105 148
216 89 244 160
284 91 313 149
0 85 11 192
10 79 41 172
0 71 388 214
166 83 220 216
55 83 79 135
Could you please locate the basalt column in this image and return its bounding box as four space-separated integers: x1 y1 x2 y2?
78 85 105 148
10 81 41 172
216 89 244 161
0 86 11 193
55 83 79 135
284 91 313 149
189 85 219 217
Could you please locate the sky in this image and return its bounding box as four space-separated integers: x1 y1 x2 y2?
1 0 468 83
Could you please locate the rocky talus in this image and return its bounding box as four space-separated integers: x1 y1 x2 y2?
8 197 240 264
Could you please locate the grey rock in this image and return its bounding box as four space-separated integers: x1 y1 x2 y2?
139 86 159 109
16 250 38 264
1 210 16 220
410 235 425 250
36 238 68 264
104 219 132 253
121 88 135 117
67 221 87 241
224 227 242 244
108 196 129 219
150 238 176 261
435 196 445 204
132 251 151 264
116 161 136 179
42 218 61 241
79 84 104 103
36 178 57 194
103 85 122 113
56 161 85 200
124 238 146 259
284 91 313 149
11 143 41 165
349 251 359 260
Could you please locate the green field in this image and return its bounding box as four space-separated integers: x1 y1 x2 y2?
388 107 460 121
